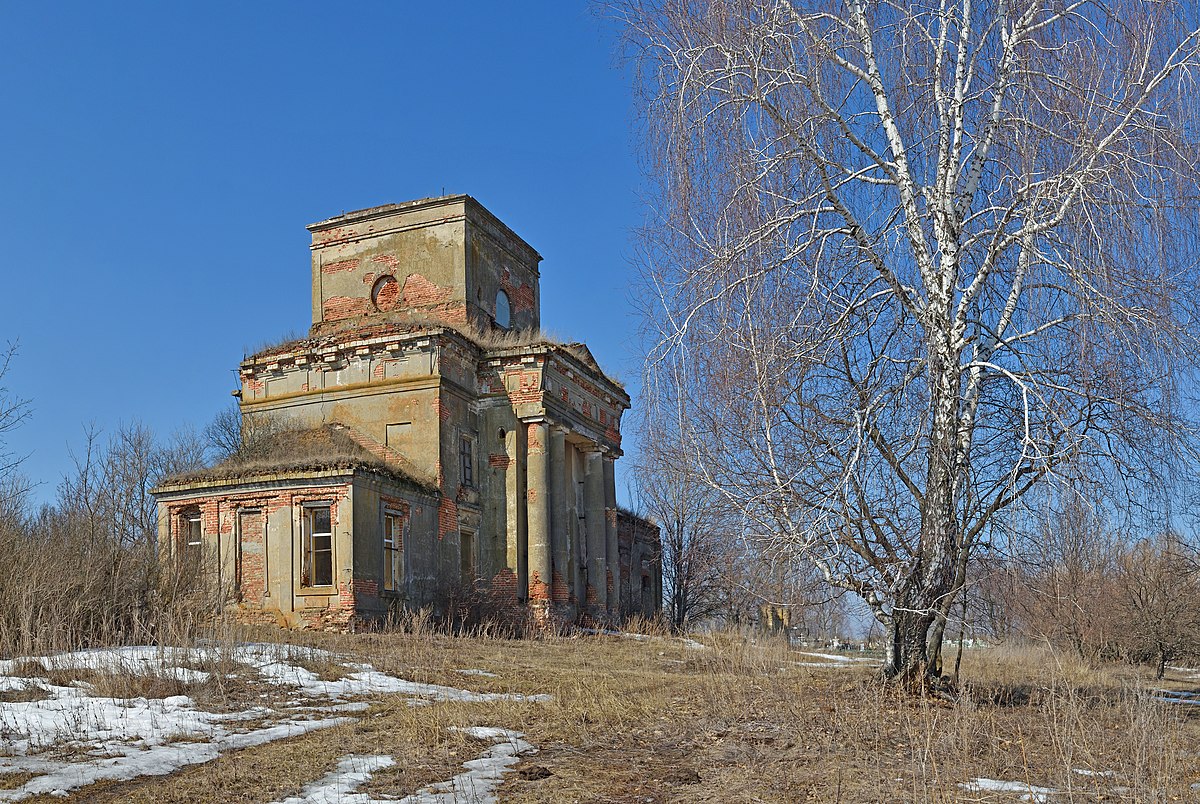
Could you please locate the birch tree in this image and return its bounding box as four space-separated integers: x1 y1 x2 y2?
620 0 1200 686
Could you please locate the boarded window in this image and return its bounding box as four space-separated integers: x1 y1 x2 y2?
383 510 405 593
460 530 475 586
238 508 264 601
301 505 333 588
385 422 412 448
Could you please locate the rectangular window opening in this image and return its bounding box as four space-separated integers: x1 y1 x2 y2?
460 435 475 488
383 509 406 593
236 508 262 601
183 513 202 548
460 530 475 587
301 505 334 588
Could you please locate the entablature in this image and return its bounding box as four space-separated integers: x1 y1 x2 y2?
239 326 479 404
478 345 627 455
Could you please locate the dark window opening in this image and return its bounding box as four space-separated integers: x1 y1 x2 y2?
495 289 511 329
182 512 202 548
460 435 475 487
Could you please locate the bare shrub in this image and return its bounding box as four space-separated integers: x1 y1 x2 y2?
0 422 211 658
1111 534 1200 678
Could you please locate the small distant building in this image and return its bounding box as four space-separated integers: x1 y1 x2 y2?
153 195 660 629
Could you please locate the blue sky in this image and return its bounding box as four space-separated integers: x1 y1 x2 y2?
0 2 648 504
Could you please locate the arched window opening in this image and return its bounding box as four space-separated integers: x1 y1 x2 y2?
495 289 511 329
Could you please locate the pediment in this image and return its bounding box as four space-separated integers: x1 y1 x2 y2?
560 343 606 377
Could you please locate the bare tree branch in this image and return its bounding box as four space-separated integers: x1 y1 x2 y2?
619 0 1200 687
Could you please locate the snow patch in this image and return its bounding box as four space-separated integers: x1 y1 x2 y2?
270 754 395 804
267 728 538 804
797 651 874 664
578 627 707 651
0 644 550 800
396 727 535 804
0 717 349 802
456 669 498 678
1166 665 1200 679
0 646 212 685
231 645 546 703
959 778 1059 802
1151 689 1200 705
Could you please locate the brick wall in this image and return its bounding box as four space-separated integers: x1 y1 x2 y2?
163 482 362 627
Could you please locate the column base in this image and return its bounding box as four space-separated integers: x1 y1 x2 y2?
527 599 554 630
583 604 613 629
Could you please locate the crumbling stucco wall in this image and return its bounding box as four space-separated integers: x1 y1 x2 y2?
156 471 438 629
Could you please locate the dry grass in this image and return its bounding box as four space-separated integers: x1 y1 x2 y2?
0 516 215 661
161 424 435 495
258 317 565 360
0 685 49 704
250 316 623 385
12 630 1200 803
0 772 38 791
244 329 306 359
7 660 100 689
286 652 352 683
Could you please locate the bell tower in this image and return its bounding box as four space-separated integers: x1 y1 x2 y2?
306 195 542 335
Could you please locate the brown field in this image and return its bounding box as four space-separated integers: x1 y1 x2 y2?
7 626 1200 803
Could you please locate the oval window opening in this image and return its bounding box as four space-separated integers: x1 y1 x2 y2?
372 275 400 312
495 289 511 329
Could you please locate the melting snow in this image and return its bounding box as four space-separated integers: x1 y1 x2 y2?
266 728 536 804
396 727 535 804
1151 689 1200 705
0 645 211 683
959 778 1059 802
270 754 395 804
456 669 499 678
0 687 264 755
230 645 547 704
0 717 350 801
797 651 874 664
0 644 548 801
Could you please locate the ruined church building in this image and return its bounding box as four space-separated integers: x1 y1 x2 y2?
153 195 661 628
